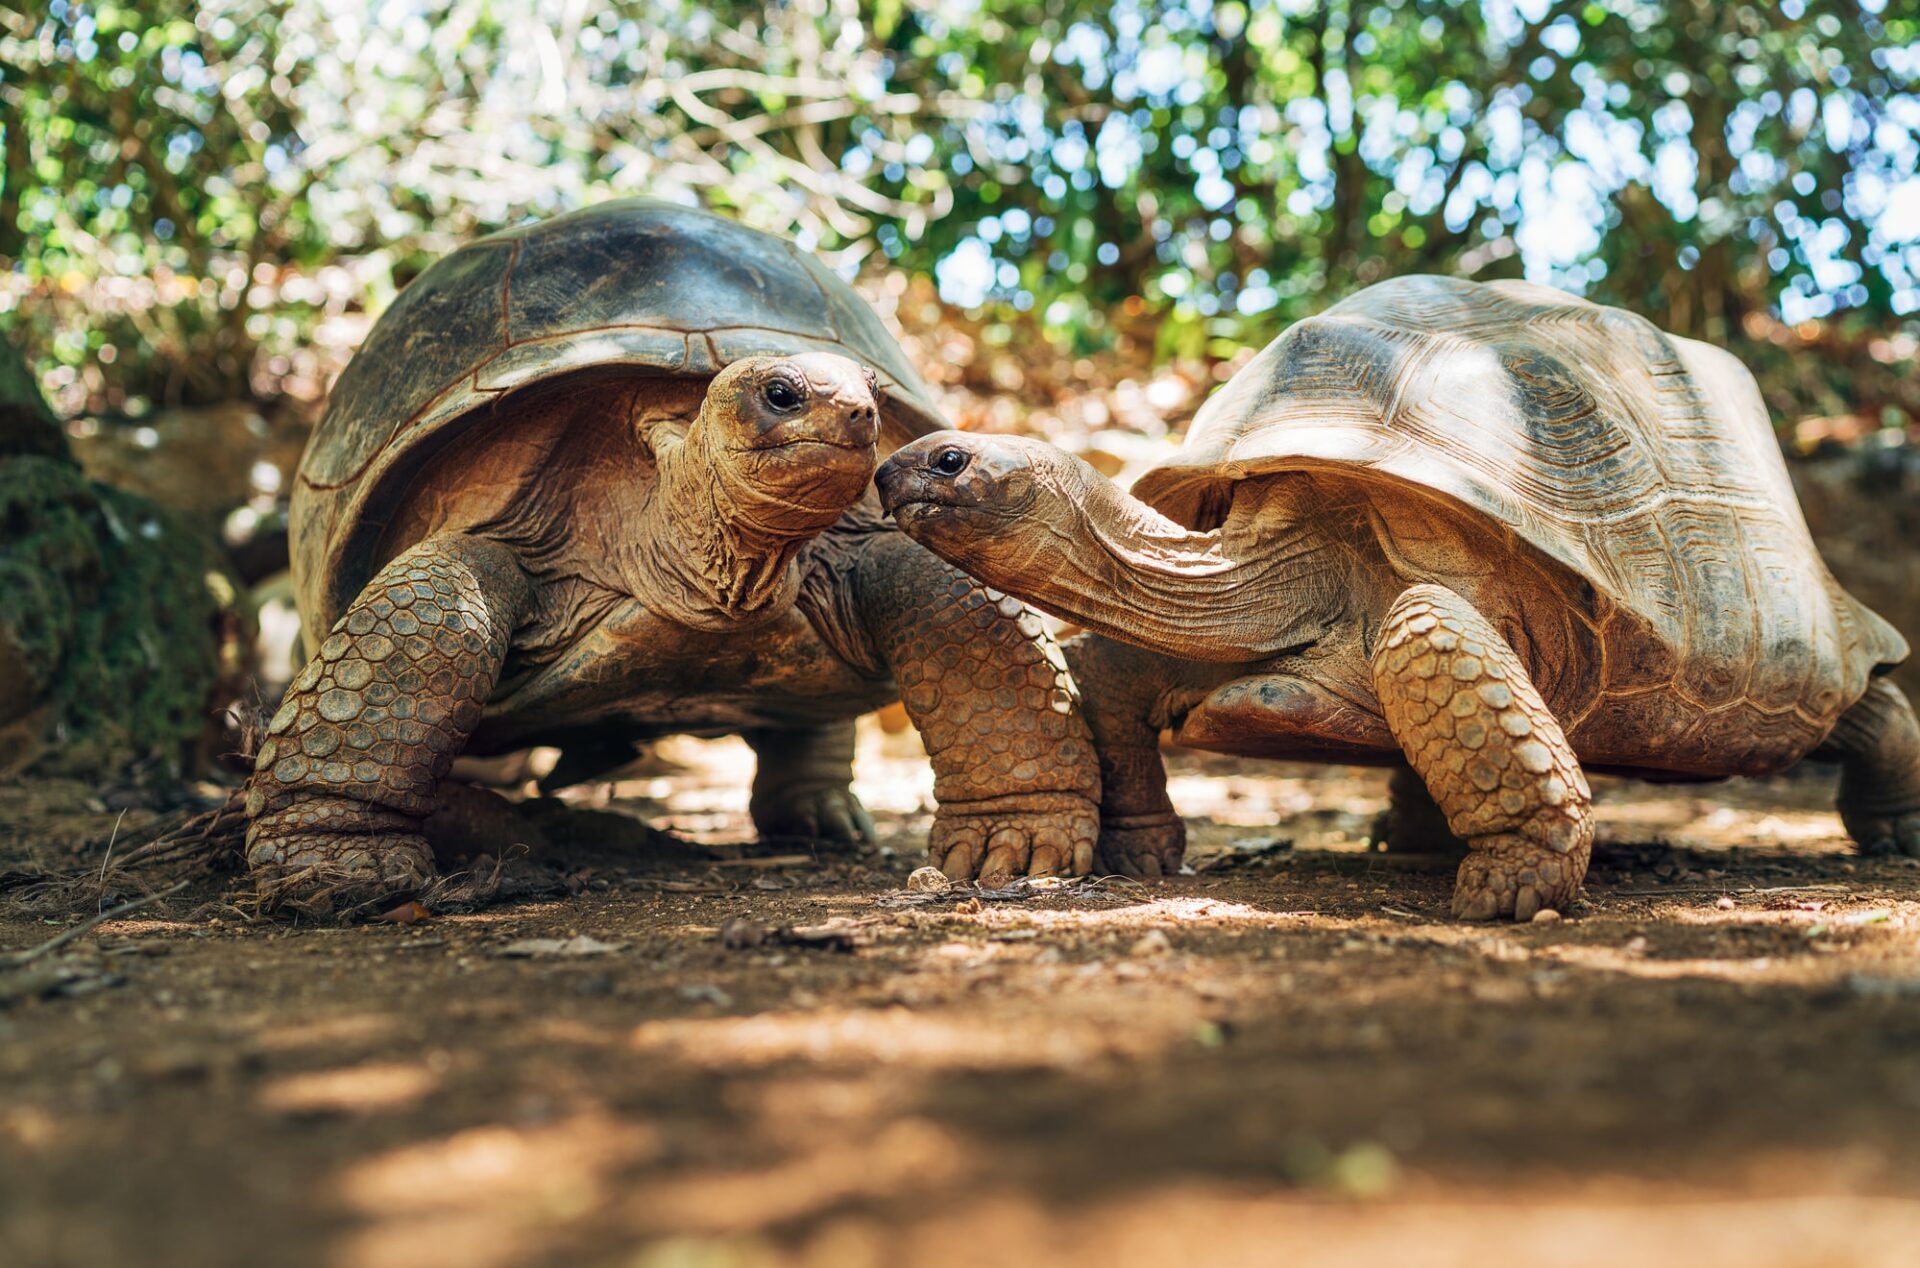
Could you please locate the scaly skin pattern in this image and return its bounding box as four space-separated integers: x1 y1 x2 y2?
744 721 877 844
1062 634 1188 878
1371 584 1593 920
244 536 529 908
1822 677 1920 857
857 533 1100 883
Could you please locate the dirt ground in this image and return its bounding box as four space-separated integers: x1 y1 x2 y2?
4 726 1920 1268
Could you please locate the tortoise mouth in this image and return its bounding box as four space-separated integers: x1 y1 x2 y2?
737 436 876 455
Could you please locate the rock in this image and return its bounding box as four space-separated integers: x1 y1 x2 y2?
1130 928 1173 956
0 342 248 779
906 866 951 892
719 918 770 949
0 337 66 460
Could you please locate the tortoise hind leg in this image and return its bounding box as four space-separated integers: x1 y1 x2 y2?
745 721 875 845
1819 677 1920 857
1371 584 1594 920
245 535 530 911
1061 634 1186 880
1372 764 1468 856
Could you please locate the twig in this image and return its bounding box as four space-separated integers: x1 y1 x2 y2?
97 807 129 914
1609 883 1856 898
1 880 192 968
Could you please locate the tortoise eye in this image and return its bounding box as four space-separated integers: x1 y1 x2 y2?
764 379 803 411
931 448 970 477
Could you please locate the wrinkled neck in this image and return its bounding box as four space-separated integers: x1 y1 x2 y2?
627 427 835 629
1022 472 1342 662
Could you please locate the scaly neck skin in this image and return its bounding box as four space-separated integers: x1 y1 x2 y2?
1006 466 1347 663
624 423 842 631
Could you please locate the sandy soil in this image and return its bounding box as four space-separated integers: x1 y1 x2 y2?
4 727 1920 1268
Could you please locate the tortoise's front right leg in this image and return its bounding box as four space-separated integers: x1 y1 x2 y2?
1371 584 1593 920
245 535 530 909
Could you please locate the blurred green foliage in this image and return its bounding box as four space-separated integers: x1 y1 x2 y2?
3 0 1918 428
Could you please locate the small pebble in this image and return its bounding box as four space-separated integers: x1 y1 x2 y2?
906 867 950 892
719 918 769 949
1715 896 1736 910
1530 908 1562 924
1130 929 1173 956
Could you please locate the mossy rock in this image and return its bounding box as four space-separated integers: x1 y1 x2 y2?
0 455 244 777
0 335 67 461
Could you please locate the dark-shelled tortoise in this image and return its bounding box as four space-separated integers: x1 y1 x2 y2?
877 275 1918 920
245 199 1099 906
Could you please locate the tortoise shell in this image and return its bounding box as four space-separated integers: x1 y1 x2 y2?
1134 275 1906 767
293 198 946 622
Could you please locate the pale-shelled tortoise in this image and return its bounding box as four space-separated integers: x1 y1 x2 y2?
877 275 1915 920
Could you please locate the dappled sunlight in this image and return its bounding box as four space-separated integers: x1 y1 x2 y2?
332 1113 659 1268
858 1187 1920 1268
256 1061 440 1116
630 1007 1099 1072
249 1011 408 1054
620 1118 974 1238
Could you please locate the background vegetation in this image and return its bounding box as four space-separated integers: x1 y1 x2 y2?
4 0 1920 442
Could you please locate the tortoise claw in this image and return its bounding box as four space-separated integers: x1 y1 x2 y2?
751 782 875 847
1094 815 1186 880
246 833 436 916
930 800 1098 885
1841 807 1920 858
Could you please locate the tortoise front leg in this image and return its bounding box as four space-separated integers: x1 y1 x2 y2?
1061 634 1186 879
856 535 1100 884
245 535 530 909
745 720 876 845
1371 584 1593 920
1818 677 1920 857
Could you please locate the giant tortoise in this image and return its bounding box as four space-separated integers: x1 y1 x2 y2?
245 199 1099 904
877 275 1919 920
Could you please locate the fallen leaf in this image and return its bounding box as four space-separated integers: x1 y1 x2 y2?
376 901 431 924
493 935 625 959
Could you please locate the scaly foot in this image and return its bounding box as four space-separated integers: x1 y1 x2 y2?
245 829 436 913
931 793 1098 885
750 781 877 846
1451 834 1584 921
1093 812 1186 880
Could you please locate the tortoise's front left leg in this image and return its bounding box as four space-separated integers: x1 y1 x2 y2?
1371 584 1594 920
855 534 1100 884
245 535 530 909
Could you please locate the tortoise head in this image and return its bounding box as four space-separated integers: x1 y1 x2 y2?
693 352 883 526
879 431 1305 663
876 431 1068 574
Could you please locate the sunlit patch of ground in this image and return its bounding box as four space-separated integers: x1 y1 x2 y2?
4 730 1920 1268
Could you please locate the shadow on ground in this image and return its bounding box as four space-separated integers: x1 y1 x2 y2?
4 739 1919 1268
